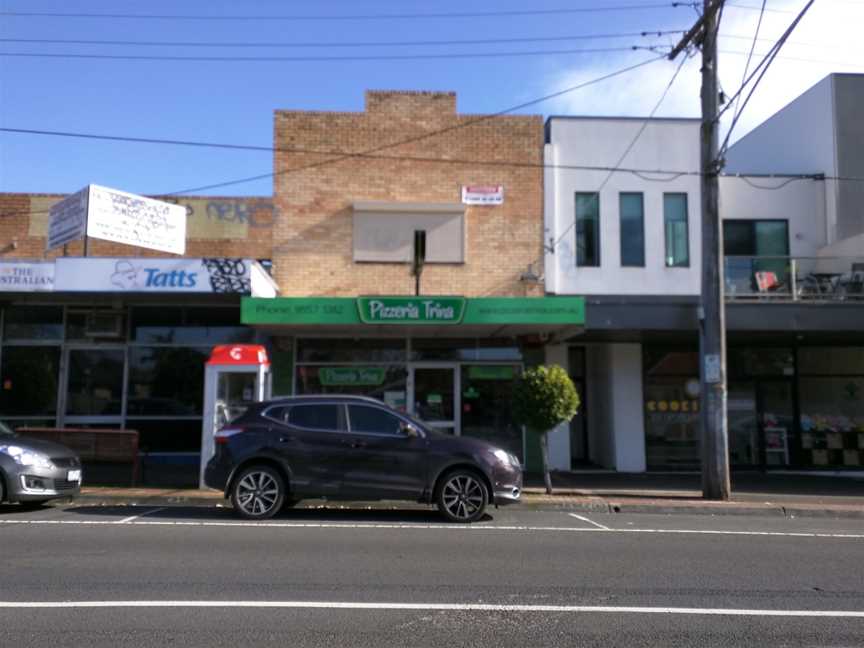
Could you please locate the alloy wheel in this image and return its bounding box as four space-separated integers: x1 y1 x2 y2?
233 468 283 518
441 473 486 522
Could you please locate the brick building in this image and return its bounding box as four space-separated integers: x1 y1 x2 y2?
0 90 584 484
271 91 544 297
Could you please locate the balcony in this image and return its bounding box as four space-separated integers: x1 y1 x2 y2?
724 256 864 302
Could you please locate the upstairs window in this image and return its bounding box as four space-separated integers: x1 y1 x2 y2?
619 192 645 267
723 220 789 257
352 202 464 264
575 192 600 267
664 193 690 267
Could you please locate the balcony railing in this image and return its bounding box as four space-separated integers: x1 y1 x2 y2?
724 256 864 301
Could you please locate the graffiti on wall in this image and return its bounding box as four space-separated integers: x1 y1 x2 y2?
29 196 276 241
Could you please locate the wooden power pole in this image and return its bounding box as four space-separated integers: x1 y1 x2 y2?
669 0 731 500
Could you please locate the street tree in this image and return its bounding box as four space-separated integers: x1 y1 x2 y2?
512 364 580 495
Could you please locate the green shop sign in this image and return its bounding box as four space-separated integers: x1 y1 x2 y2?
357 297 466 325
319 367 386 386
468 366 516 381
242 296 585 326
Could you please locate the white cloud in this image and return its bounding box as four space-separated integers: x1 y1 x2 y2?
541 0 864 144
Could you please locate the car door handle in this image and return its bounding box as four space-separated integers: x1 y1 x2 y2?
343 439 367 449
279 435 295 443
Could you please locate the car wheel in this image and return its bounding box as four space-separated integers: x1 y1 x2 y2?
231 465 285 520
436 469 488 523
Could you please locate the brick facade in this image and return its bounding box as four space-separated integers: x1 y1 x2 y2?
272 91 544 297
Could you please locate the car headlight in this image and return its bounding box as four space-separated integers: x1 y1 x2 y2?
492 449 520 468
0 445 53 469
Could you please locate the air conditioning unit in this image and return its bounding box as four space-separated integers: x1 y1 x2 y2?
84 311 125 338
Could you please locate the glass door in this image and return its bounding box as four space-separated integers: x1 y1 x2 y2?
409 365 458 434
61 347 126 427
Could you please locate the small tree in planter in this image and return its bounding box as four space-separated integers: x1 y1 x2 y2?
512 364 580 495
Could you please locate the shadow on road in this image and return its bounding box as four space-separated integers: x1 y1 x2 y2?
61 503 492 524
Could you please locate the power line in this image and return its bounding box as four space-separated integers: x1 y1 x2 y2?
730 0 766 128
719 0 817 157
0 46 660 62
162 55 669 196
546 48 694 255
0 30 687 49
0 55 670 217
4 45 856 67
0 4 691 21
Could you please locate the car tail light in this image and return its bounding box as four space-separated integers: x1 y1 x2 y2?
215 427 244 445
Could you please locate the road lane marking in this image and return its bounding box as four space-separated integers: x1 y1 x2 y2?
116 507 166 524
0 600 862 617
568 513 610 530
1 518 864 539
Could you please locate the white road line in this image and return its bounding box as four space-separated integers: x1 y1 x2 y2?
1 518 864 539
0 600 861 618
568 513 610 530
116 507 166 524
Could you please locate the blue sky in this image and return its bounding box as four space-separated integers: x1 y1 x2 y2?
1 0 861 197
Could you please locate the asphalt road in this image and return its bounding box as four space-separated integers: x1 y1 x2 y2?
1 503 863 647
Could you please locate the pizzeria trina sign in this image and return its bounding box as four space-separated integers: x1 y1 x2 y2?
356 297 466 324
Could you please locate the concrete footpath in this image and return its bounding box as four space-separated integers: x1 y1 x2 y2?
70 472 864 519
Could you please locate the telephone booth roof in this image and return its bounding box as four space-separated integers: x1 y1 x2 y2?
207 344 270 366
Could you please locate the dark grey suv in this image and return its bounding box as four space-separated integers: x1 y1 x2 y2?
204 395 522 522
0 422 82 505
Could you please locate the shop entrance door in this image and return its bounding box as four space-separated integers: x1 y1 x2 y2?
409 364 459 434
60 346 126 427
757 378 796 468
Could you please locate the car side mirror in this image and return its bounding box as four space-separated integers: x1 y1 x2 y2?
401 422 420 438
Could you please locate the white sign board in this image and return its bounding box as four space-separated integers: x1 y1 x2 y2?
54 257 251 294
461 185 504 205
86 184 187 254
0 262 55 292
46 187 88 251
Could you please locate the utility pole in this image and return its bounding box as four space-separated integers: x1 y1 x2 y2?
669 0 730 500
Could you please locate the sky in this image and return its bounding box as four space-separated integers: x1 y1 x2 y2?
0 0 862 197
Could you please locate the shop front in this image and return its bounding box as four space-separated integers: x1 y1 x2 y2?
643 344 864 471
0 257 277 484
242 296 585 463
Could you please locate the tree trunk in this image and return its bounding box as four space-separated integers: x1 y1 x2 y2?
539 431 553 495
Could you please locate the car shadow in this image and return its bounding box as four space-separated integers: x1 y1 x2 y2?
63 503 494 524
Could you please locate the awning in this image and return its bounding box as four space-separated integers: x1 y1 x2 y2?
241 295 585 342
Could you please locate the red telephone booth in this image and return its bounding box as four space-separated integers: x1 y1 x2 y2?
199 344 271 488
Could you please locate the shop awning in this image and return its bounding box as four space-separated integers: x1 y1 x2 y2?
241 296 585 342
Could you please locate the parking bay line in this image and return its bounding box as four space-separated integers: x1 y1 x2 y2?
0 600 862 618
2 518 864 539
568 513 610 530
116 507 166 524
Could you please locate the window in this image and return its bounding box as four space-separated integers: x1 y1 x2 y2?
352 202 465 263
127 347 209 416
723 220 789 256
348 405 403 436
0 346 60 415
3 306 63 341
663 193 690 267
575 192 600 267
288 404 342 431
619 193 645 267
